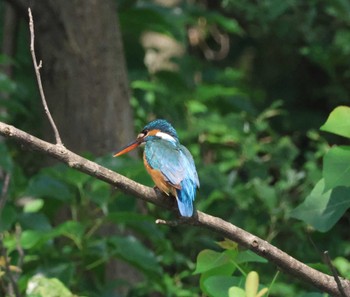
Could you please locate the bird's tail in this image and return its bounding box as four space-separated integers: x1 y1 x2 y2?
176 179 196 217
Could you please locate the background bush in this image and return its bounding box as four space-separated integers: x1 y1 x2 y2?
1 1 349 296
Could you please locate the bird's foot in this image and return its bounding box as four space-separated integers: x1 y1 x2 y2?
153 185 162 194
155 216 192 226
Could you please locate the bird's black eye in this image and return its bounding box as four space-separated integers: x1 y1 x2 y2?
137 129 148 139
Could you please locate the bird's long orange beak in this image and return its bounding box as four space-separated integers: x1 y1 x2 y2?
113 140 140 157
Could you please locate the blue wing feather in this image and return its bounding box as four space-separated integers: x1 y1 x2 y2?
145 138 198 217
145 139 184 186
179 144 200 188
176 179 197 216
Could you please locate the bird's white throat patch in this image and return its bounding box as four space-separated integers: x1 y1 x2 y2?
156 131 176 142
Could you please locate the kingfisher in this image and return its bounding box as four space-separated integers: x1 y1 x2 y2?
114 119 199 217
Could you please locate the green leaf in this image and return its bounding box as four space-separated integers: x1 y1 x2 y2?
236 250 268 264
120 7 175 36
300 293 328 297
195 84 241 101
199 263 238 296
23 199 44 213
333 257 350 278
26 275 74 297
109 235 162 276
187 100 208 114
216 239 238 250
132 80 166 93
107 212 164 240
206 12 243 35
252 178 277 211
323 146 350 190
87 179 110 210
0 205 17 232
228 287 246 297
193 249 237 274
320 106 350 138
290 179 350 232
0 142 13 172
20 230 44 249
26 175 74 201
20 222 76 250
195 249 238 296
54 165 91 189
19 213 52 231
203 276 241 297
56 221 85 248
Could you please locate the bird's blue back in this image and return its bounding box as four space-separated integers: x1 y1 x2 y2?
144 137 199 217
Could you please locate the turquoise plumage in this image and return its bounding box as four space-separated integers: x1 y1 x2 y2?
114 119 199 217
145 135 199 216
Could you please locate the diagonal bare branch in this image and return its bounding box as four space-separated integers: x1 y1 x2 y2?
0 121 349 297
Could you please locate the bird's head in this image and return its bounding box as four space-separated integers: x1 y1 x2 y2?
114 119 178 157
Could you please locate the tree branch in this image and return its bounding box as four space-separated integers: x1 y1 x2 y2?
0 122 349 296
324 251 348 297
28 8 63 146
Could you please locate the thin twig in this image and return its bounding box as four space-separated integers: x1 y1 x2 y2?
0 173 11 215
155 219 181 226
324 251 348 297
28 8 63 146
0 236 22 297
15 224 24 271
0 174 21 297
155 217 191 226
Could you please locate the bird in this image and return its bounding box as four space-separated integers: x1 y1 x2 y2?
114 119 199 217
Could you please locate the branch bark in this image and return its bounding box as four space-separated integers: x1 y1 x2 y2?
0 122 349 297
28 8 63 146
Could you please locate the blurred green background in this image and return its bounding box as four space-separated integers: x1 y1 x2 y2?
0 0 350 296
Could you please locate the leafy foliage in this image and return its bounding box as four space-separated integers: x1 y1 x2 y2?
320 106 350 139
291 179 350 232
1 0 350 296
26 275 79 297
292 106 350 232
193 240 269 297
